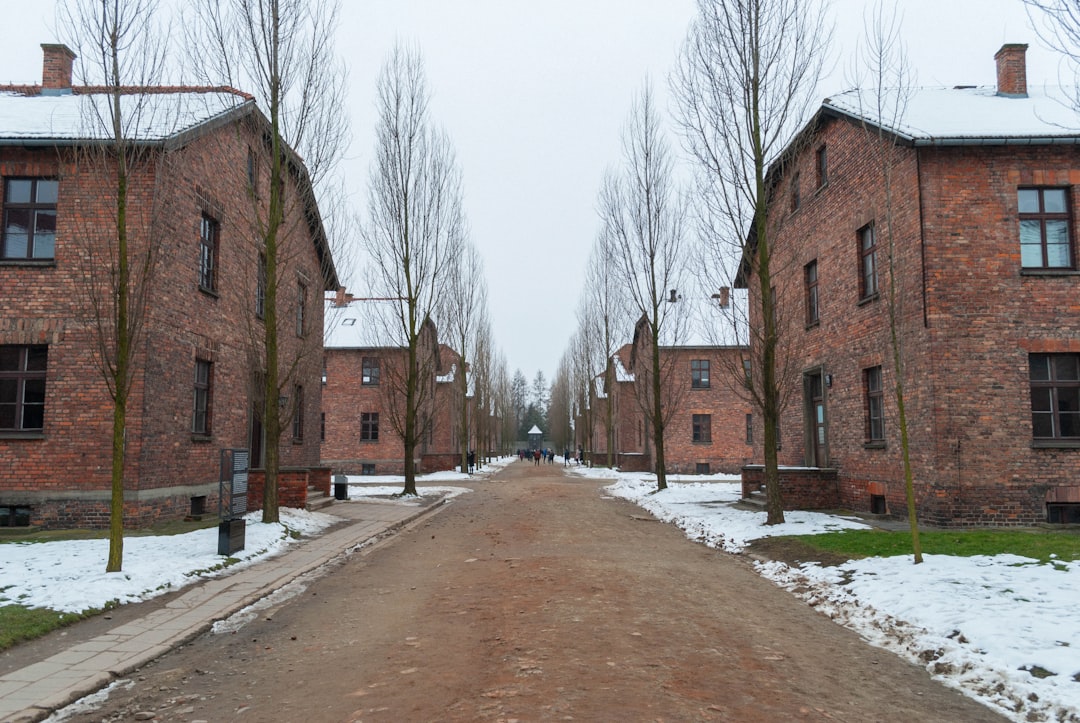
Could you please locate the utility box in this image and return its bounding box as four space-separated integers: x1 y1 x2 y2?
218 449 249 555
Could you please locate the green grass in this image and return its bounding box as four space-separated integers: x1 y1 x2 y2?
0 604 111 652
790 528 1080 563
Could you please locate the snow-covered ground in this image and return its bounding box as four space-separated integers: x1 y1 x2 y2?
0 458 510 614
567 465 1080 723
3 456 1077 721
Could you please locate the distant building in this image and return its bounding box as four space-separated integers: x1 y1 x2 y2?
740 44 1080 525
0 45 336 529
321 290 464 475
589 295 753 475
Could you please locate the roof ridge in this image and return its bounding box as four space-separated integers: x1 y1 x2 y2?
0 84 254 101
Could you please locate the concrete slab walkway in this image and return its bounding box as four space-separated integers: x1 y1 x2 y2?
0 497 448 723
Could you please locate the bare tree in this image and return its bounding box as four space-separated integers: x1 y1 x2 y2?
1025 0 1080 106
583 228 632 468
849 2 923 562
60 0 172 571
600 81 690 492
439 240 488 473
469 312 496 463
672 0 830 523
364 44 464 496
184 0 349 522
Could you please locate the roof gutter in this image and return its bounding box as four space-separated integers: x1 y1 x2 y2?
912 136 1080 146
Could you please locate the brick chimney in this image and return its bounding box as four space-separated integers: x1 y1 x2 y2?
994 43 1028 98
41 44 76 93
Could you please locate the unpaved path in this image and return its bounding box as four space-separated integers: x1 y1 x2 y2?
61 462 1000 721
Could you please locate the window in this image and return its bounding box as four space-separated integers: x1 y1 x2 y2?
1019 188 1072 269
0 505 31 527
247 147 257 192
256 252 266 319
296 282 307 337
192 359 211 435
743 358 752 389
199 214 218 292
859 223 878 300
361 411 379 441
790 171 801 212
0 345 47 432
696 463 710 475
691 359 710 389
816 145 828 188
361 463 376 475
320 412 326 442
865 366 884 442
362 357 380 385
692 414 712 443
1030 354 1080 439
746 413 753 445
805 259 819 326
2 178 58 260
292 385 304 440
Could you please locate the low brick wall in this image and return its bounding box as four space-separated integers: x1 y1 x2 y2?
246 467 311 512
741 465 840 510
617 453 651 473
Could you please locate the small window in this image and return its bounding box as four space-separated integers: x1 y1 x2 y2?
255 252 267 319
858 223 878 300
361 463 376 475
320 412 326 442
695 463 710 475
692 413 712 443
805 259 819 326
790 171 801 212
292 385 304 440
1019 187 1072 269
0 345 47 431
2 178 58 260
1047 503 1080 523
247 147 258 192
199 214 219 292
1030 353 1080 439
746 413 753 445
0 505 31 527
362 357 380 386
691 359 710 389
743 358 752 389
361 411 379 441
342 318 356 326
296 281 307 337
865 365 884 442
816 145 828 188
193 359 211 435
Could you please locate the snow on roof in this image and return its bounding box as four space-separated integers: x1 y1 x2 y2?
613 354 634 383
324 299 408 348
824 84 1080 144
527 425 542 435
0 88 252 144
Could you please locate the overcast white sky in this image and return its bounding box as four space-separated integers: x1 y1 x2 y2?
0 0 1065 384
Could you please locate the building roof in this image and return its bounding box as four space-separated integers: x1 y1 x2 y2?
0 87 253 145
823 84 1080 145
527 425 543 435
324 299 410 349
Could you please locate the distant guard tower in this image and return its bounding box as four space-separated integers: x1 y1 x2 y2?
527 425 543 449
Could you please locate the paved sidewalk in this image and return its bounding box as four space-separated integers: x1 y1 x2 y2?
0 497 447 723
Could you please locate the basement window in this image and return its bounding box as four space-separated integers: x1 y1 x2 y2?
1047 503 1080 524
0 505 31 527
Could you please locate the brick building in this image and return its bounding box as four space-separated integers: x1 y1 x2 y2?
590 300 753 475
741 44 1080 525
321 291 465 475
0 45 336 529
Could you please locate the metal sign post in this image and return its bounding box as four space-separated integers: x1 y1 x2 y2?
218 448 249 555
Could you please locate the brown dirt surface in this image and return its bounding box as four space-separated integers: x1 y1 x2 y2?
54 462 1002 722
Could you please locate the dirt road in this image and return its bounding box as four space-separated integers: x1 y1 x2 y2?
63 462 1000 721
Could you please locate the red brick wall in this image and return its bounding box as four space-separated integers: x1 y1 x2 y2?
320 340 461 476
742 465 840 510
746 112 1080 526
0 113 330 529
